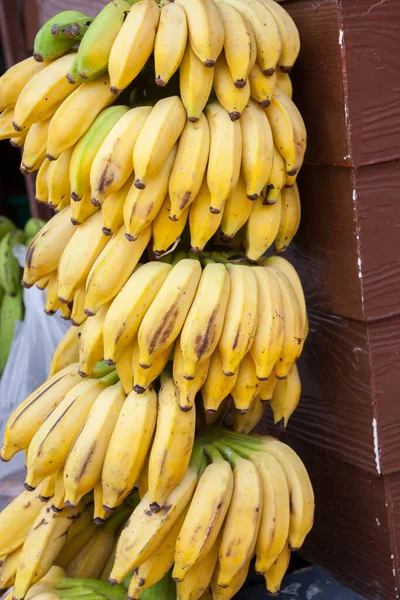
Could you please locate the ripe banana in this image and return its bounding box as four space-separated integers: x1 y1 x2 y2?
90 106 152 206
152 195 189 257
109 0 160 94
213 52 250 120
1 363 81 461
259 371 277 402
78 302 111 377
0 487 44 555
138 258 202 368
0 57 49 111
201 348 238 413
175 0 224 67
232 394 265 433
56 520 98 568
103 261 171 364
176 536 219 600
218 264 258 376
49 324 80 376
70 286 87 326
173 338 210 412
220 176 253 241
116 343 134 395
46 147 73 208
84 224 151 316
44 272 62 315
0 545 22 593
249 61 276 107
275 182 301 252
70 190 99 226
169 115 210 221
94 480 109 524
10 130 27 147
270 363 301 426
211 557 251 599
148 374 196 511
63 377 124 507
102 387 157 510
154 3 187 87
205 101 242 214
21 119 50 173
0 108 21 140
260 0 300 73
39 472 57 501
13 54 79 130
132 338 173 393
133 96 186 189
230 352 259 413
264 542 290 594
59 300 72 320
276 70 293 98
179 42 214 123
189 178 224 252
101 176 133 236
34 158 50 203
244 195 282 261
265 144 286 204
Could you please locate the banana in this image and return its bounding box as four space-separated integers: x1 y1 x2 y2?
217 1 256 88
70 105 129 201
213 52 250 120
13 54 79 131
90 107 151 206
201 348 238 412
22 207 76 287
240 98 274 199
76 0 131 81
175 0 224 67
244 194 282 261
84 225 151 316
47 469 64 510
59 301 72 320
10 130 27 147
154 3 187 87
0 545 22 593
259 0 300 72
211 558 251 599
39 472 58 501
33 11 90 62
25 374 112 489
34 158 50 203
115 343 134 394
275 182 301 252
248 61 276 107
138 258 202 368
138 571 177 599
285 153 303 187
0 290 23 373
1 363 81 461
127 511 187 599
270 363 301 426
220 176 252 241
0 57 49 111
133 96 185 189
189 178 224 252
265 144 286 204
101 176 133 236
215 442 262 587
47 148 73 208
169 115 210 221
152 195 189 257
36 275 51 291
103 261 171 364
230 352 259 413
57 210 109 303
250 266 284 380
173 446 233 581
49 325 80 376
21 119 50 173
179 42 214 123
124 145 177 240
223 0 281 76
265 88 306 177
205 101 242 214
71 190 99 226
78 303 111 377
259 371 277 402
56 520 98 568
176 536 219 600
102 387 157 510
218 264 258 376
100 540 118 581
132 338 172 393
46 76 116 161
0 487 45 555
173 336 210 412
109 0 160 94
276 70 292 98
63 378 124 507
0 109 22 140
148 374 196 511
44 272 62 315
264 542 290 594
179 262 230 379
199 588 213 599
0 228 25 293
232 394 264 433
70 287 87 326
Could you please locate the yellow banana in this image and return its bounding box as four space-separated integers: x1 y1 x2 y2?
275 182 301 252
173 338 210 411
213 52 250 120
244 195 282 261
189 179 223 252
133 96 186 189
109 0 160 94
49 324 80 376
70 287 87 326
220 176 252 242
59 301 72 321
0 57 49 111
265 144 286 204
201 348 238 413
0 108 22 140
211 558 251 599
264 542 290 594
102 387 157 510
259 371 277 402
154 3 187 87
47 469 65 510
90 106 151 206
152 195 189 257
101 176 133 236
175 0 224 67
39 472 58 501
10 129 28 147
103 261 171 364
45 272 62 316
217 1 256 88
249 62 276 107
63 378 124 507
115 343 134 394
148 374 196 511
276 70 292 98
21 119 50 173
179 42 214 123
34 158 50 203
124 145 177 240
1 363 81 461
232 394 264 433
13 54 79 130
270 363 301 426
259 0 300 72
218 264 258 376
137 455 149 499
71 190 99 226
84 225 151 316
46 147 73 208
132 338 172 393
169 115 210 221
0 487 45 555
205 101 242 214
0 545 22 593
46 76 116 161
56 520 98 568
36 275 51 291
78 303 111 377
230 352 259 413
176 536 219 600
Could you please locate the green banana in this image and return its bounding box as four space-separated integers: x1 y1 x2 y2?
33 11 91 62
0 290 24 373
24 218 45 239
139 570 176 600
0 229 25 294
0 216 15 239
50 15 93 40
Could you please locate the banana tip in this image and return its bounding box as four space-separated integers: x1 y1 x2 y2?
133 385 145 394
188 116 199 123
108 578 118 586
259 99 271 108
33 52 44 62
179 404 193 413
155 76 166 87
71 191 80 201
24 482 36 491
77 72 88 80
84 309 95 317
66 73 75 84
21 280 32 288
78 370 88 378
247 193 259 201
168 214 178 222
125 233 137 242
44 309 55 316
39 495 51 502
280 65 293 74
12 121 22 132
229 111 241 121
209 206 220 215
70 218 80 226
93 517 106 525
234 79 246 89
46 153 57 162
91 198 101 207
204 59 215 68
64 500 77 509
149 502 161 513
236 408 249 414
104 359 116 366
134 179 145 190
263 67 275 76
102 227 112 236
110 86 120 95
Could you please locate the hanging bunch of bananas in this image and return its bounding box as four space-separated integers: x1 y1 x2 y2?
0 0 305 261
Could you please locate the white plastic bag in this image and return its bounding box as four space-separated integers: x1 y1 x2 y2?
0 245 70 478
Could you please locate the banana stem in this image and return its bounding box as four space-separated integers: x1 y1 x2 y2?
100 370 120 387
58 579 126 599
219 437 254 460
219 430 264 450
58 587 96 598
189 438 205 474
92 361 117 379
204 443 224 463
213 441 241 467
